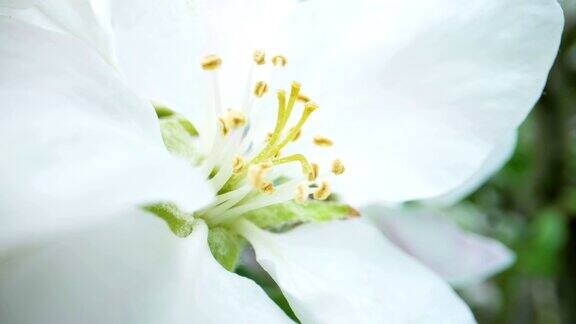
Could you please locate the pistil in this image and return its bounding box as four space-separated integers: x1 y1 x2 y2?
271 154 311 175
266 101 318 158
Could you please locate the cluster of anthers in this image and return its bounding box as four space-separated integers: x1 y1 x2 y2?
196 50 345 226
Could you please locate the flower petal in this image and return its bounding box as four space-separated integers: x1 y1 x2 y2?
0 212 292 323
0 0 117 65
108 0 296 142
186 220 295 323
424 132 518 206
235 218 476 323
0 0 35 9
0 18 211 250
277 0 563 203
364 205 515 288
106 0 202 117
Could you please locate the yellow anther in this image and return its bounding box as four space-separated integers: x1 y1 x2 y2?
218 116 230 136
248 162 273 189
308 162 319 181
272 55 287 67
260 181 275 195
265 132 274 142
348 207 361 218
294 183 309 203
289 127 301 142
297 93 311 103
254 81 268 97
227 109 246 129
201 54 222 70
260 161 274 169
253 50 266 65
313 135 333 147
331 159 345 175
313 181 331 200
232 156 245 174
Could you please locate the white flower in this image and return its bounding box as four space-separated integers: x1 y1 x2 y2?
0 0 563 323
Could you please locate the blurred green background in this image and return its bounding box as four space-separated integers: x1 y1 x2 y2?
237 2 576 323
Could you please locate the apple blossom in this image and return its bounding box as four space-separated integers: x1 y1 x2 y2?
0 0 563 323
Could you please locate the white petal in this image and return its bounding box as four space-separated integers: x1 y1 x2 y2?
364 205 515 288
0 0 35 9
107 0 203 117
0 19 212 250
0 210 191 323
235 219 476 324
424 132 518 206
0 212 292 323
277 0 563 203
0 0 117 66
187 220 295 324
108 0 296 123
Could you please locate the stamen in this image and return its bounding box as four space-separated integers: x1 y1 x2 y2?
253 50 265 65
294 182 309 203
297 93 311 103
272 153 311 175
248 162 273 189
232 156 245 174
201 54 222 70
202 186 252 220
218 116 230 136
331 159 345 175
313 135 333 147
313 181 331 200
265 132 273 142
254 81 268 97
308 162 319 181
227 109 246 129
211 179 301 225
349 207 361 218
260 181 275 195
272 55 287 67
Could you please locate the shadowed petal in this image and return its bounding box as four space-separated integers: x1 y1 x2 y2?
0 213 293 323
364 205 515 287
236 218 476 323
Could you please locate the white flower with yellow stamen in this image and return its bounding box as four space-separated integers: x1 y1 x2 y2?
0 0 563 323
